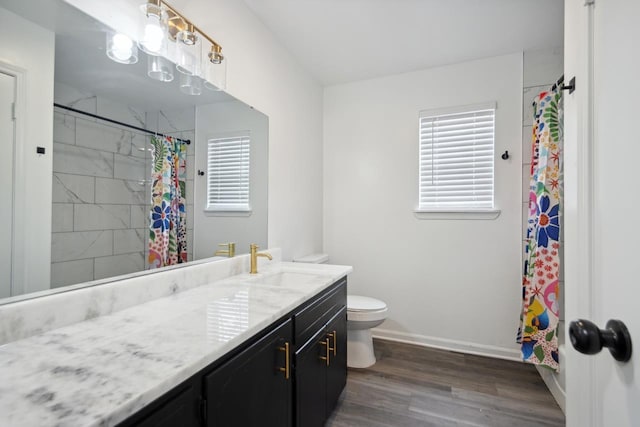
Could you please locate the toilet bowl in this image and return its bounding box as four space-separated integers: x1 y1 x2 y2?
346 295 387 368
292 253 388 369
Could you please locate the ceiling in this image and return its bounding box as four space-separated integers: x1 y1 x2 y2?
242 0 564 86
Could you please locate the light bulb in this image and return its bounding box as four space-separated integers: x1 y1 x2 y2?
106 32 138 64
142 17 164 53
112 34 133 61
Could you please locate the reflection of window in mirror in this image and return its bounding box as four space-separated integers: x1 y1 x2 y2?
206 132 251 213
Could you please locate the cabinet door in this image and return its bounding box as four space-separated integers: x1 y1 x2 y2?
132 382 201 427
205 319 293 427
295 326 329 427
325 306 347 417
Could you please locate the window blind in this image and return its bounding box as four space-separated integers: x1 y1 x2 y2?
419 105 495 209
206 134 250 211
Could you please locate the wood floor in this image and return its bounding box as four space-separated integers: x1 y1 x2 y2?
326 339 565 427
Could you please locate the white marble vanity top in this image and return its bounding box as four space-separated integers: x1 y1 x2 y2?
0 262 352 427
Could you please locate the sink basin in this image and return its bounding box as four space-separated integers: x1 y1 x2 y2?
247 270 320 287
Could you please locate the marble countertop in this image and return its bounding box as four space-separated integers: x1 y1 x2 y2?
0 262 352 427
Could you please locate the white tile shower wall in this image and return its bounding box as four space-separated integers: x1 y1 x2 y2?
51 96 151 287
521 48 564 321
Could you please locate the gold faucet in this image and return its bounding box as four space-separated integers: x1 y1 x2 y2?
250 243 272 274
214 242 236 258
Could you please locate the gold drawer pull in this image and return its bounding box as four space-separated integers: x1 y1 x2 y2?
327 331 337 356
319 338 330 366
277 342 290 380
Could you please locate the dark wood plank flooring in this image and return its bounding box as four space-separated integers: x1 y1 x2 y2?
326 339 565 427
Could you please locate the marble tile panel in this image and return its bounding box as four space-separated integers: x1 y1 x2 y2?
131 205 149 229
53 143 114 178
132 133 151 159
52 173 95 204
186 228 193 261
523 48 563 88
51 259 94 288
156 107 195 133
186 203 193 231
114 154 147 181
97 98 146 129
114 229 146 255
52 203 74 233
95 178 147 205
522 85 550 127
94 253 145 280
186 155 195 180
51 230 113 262
76 118 133 155
74 204 130 231
53 111 75 145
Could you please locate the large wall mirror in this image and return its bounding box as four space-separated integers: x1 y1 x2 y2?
0 0 268 303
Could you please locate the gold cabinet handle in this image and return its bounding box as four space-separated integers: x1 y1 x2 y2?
319 338 330 366
327 331 337 356
277 342 290 380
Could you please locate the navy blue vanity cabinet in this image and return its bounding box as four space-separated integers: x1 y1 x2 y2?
294 280 347 427
325 307 347 418
204 318 293 427
120 377 202 427
118 277 347 427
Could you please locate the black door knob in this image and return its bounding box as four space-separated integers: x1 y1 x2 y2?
569 319 632 362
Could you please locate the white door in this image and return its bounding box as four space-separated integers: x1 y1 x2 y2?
0 71 16 298
564 0 640 425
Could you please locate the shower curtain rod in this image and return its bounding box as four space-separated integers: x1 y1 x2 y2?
53 103 191 145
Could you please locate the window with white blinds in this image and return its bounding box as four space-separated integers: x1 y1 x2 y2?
418 104 495 210
206 134 251 212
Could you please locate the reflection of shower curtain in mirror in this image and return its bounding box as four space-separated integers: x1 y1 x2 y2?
517 87 563 371
148 135 187 268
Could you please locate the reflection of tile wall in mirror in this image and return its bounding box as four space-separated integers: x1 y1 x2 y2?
0 0 268 302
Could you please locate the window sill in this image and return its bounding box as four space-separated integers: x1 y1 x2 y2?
413 209 501 220
204 209 253 217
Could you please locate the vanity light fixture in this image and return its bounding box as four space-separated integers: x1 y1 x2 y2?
138 0 168 56
105 0 226 94
106 32 139 64
147 55 174 82
175 22 201 75
203 42 226 91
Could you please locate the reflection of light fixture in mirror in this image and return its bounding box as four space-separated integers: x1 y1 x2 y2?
175 23 201 75
180 73 203 96
147 55 174 82
106 32 139 64
138 0 168 56
203 42 227 91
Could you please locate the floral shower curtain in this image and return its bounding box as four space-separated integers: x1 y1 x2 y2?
517 86 563 371
148 135 188 268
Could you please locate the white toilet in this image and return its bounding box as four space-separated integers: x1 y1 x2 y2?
292 254 388 369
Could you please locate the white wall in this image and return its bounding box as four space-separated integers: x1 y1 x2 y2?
0 7 54 294
323 53 524 360
64 0 324 261
194 101 268 257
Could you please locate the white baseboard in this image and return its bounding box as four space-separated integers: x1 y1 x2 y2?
372 328 522 362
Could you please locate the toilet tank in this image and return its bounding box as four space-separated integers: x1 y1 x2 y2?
292 253 329 264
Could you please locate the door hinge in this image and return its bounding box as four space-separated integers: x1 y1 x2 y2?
199 397 207 426
11 102 16 120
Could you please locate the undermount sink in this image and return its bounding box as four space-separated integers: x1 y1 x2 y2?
247 270 321 287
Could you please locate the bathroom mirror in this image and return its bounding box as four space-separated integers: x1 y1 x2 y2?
0 0 268 303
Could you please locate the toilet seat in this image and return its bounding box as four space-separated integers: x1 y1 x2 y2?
347 295 387 311
347 295 388 322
